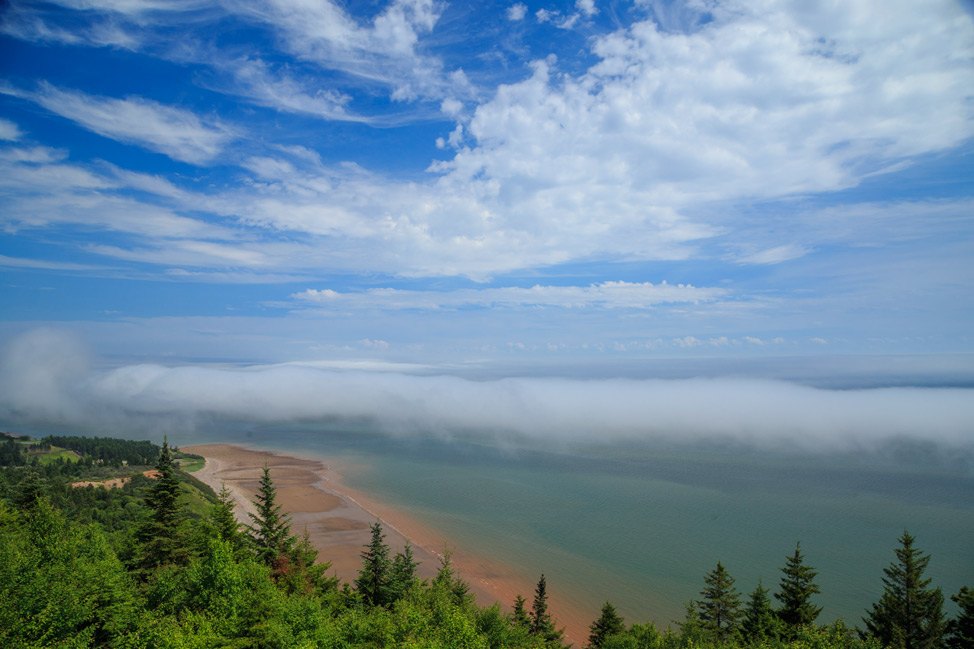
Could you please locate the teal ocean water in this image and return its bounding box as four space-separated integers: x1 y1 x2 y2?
186 425 974 627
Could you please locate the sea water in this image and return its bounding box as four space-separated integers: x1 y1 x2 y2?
186 424 974 627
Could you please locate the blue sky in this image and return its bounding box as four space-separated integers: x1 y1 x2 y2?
1 0 973 382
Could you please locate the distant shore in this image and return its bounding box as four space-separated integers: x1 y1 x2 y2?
185 443 590 645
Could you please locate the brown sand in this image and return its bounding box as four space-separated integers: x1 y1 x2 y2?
185 443 591 645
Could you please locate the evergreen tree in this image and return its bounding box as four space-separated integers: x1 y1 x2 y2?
210 483 243 551
946 586 973 649
355 521 392 607
864 531 946 649
247 465 293 566
588 601 625 648
432 550 473 607
138 438 187 569
743 581 779 643
13 466 45 510
511 594 532 629
390 542 419 602
530 573 563 644
776 542 822 633
698 561 741 644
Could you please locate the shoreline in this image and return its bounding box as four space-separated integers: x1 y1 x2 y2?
185 443 591 645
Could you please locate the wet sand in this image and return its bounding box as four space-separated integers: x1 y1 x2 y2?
185 443 590 645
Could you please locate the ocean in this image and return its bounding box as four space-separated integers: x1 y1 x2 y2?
182 424 973 628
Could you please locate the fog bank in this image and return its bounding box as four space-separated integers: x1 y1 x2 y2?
1 329 971 451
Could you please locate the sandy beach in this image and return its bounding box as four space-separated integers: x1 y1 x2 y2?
184 443 591 645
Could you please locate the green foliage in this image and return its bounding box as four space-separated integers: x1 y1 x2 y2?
356 521 393 607
391 541 421 601
776 542 822 633
137 438 190 570
511 594 532 630
589 601 626 648
698 561 742 644
946 586 973 649
530 573 564 646
743 581 780 644
248 465 294 567
42 435 159 466
0 500 141 647
863 531 946 649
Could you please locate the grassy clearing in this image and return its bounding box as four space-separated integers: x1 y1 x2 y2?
35 447 82 465
175 453 205 473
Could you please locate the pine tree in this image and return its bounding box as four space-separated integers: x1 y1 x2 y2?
355 521 392 607
511 594 532 629
776 542 822 633
946 586 973 649
138 438 187 569
588 601 626 648
698 561 742 644
743 581 779 643
432 550 472 607
530 573 563 645
390 542 419 602
247 465 293 566
864 531 946 649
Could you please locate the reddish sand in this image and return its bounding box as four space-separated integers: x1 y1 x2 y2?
185 443 591 645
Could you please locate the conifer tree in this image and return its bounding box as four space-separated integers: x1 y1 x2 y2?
946 586 973 649
588 601 626 648
211 483 243 551
247 465 293 566
864 531 946 649
511 594 532 629
743 582 779 643
355 521 392 607
390 542 419 602
138 438 187 569
530 573 563 644
698 561 741 644
433 550 473 607
776 542 822 633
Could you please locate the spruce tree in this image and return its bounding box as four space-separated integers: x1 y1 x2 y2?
864 531 946 649
247 465 293 566
588 601 626 648
390 542 419 602
138 438 187 569
511 594 532 629
355 521 392 607
698 561 742 644
776 542 822 633
743 581 779 643
211 483 243 551
530 573 563 644
946 586 973 649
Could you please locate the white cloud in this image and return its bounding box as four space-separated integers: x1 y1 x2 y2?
507 3 527 21
214 57 361 122
292 281 727 310
7 82 235 164
233 0 467 103
3 329 973 449
738 244 810 265
0 118 22 141
576 0 598 18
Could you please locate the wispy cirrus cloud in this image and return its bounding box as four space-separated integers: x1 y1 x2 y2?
292 281 727 311
2 82 235 164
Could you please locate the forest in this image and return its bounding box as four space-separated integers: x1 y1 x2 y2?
0 432 971 649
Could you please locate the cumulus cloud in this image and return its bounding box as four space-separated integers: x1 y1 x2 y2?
507 3 528 21
2 330 972 451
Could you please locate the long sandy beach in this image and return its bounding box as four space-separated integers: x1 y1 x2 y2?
184 443 591 645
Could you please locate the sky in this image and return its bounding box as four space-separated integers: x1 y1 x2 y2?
1 1 973 443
